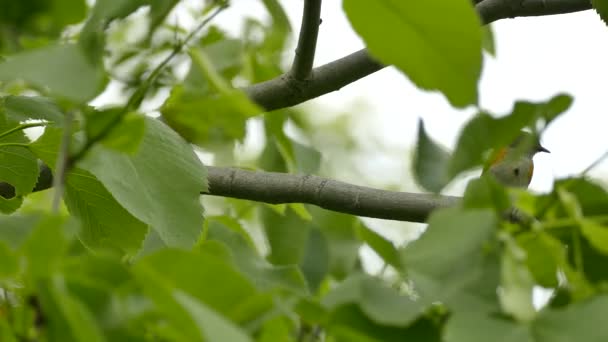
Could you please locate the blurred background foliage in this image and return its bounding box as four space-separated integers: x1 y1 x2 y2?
0 0 607 341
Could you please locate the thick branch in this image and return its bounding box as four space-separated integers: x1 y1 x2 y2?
291 0 322 80
477 0 591 25
243 0 591 111
204 167 460 222
4 164 460 223
245 49 384 111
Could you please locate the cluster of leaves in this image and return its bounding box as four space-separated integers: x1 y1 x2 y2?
0 0 607 341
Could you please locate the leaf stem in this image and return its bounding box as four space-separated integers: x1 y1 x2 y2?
0 122 46 140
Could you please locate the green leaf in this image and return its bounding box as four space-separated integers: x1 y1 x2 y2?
0 196 24 214
204 217 309 295
481 26 496 56
323 274 424 327
22 215 75 278
64 169 148 255
499 238 536 322
0 112 40 196
174 291 252 342
517 232 563 288
0 214 42 248
299 228 330 293
401 208 501 313
580 220 608 255
328 305 441 342
0 241 18 279
262 206 312 265
402 208 497 281
533 295 608 342
134 249 269 322
0 44 105 102
356 224 402 270
37 276 106 342
413 120 450 192
592 0 608 25
80 118 206 248
314 208 362 280
444 312 530 342
3 95 64 123
343 0 482 107
462 175 510 212
86 109 145 154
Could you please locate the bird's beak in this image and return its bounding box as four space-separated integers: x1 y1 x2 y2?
537 145 550 153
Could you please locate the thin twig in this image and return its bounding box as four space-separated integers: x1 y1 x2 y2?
69 4 228 164
51 111 74 212
291 0 322 80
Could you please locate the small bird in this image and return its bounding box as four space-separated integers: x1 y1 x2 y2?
484 132 550 188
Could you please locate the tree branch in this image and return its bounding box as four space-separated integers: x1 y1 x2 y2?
204 167 460 222
291 0 322 80
476 0 591 25
244 49 384 111
243 0 591 111
2 164 460 223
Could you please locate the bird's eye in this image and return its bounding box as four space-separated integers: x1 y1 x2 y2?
513 168 520 176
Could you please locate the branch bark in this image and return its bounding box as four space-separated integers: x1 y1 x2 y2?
204 167 461 222
476 0 591 25
290 0 322 80
243 0 591 111
3 164 460 223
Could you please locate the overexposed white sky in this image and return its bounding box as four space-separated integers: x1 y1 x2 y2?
236 1 608 194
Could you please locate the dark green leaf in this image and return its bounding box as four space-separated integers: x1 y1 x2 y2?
0 214 42 248
580 220 608 255
343 0 482 107
299 228 330 293
64 169 148 255
413 120 450 192
0 241 18 279
444 312 530 342
174 291 252 342
0 112 40 195
517 232 562 288
533 295 608 342
356 224 402 270
462 175 510 212
592 0 608 25
37 276 105 342
161 86 259 146
481 26 496 56
80 118 206 248
134 249 270 322
205 217 309 295
323 274 424 327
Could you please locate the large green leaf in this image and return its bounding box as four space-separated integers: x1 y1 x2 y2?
323 274 424 327
64 169 149 254
533 296 608 342
37 276 106 342
204 217 309 295
174 291 252 342
444 312 531 342
343 0 482 107
134 249 270 323
0 44 105 102
413 120 450 192
80 118 206 248
30 126 148 254
401 208 500 312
